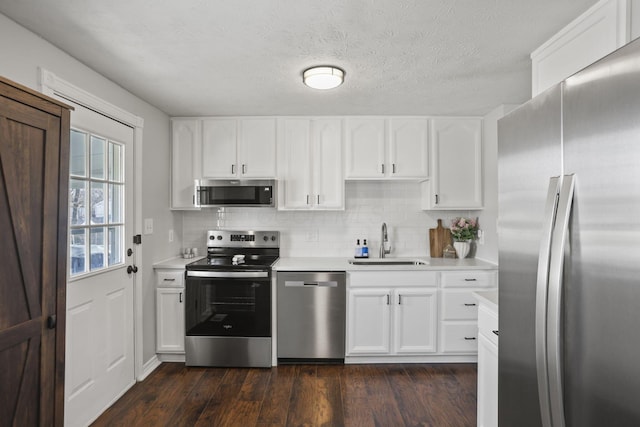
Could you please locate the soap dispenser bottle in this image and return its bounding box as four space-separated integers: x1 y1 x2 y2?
362 239 369 258
355 239 362 258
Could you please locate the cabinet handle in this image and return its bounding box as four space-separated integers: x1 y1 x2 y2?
231 164 235 174
163 278 176 282
381 164 385 174
398 295 402 305
464 303 477 307
464 278 477 282
464 337 477 341
317 194 320 204
242 164 246 174
179 292 183 303
306 195 310 205
386 294 390 305
392 163 396 174
493 330 499 336
435 194 439 204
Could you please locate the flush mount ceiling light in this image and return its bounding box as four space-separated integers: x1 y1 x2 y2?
303 66 345 90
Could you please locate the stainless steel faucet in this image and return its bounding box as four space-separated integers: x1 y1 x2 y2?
380 222 392 258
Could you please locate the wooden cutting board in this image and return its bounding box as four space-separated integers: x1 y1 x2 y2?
429 219 452 258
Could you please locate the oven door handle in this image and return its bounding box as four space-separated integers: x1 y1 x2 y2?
187 271 269 278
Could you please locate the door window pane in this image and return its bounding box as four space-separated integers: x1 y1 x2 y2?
108 142 123 182
108 184 123 223
70 228 87 275
108 226 123 266
69 179 87 226
90 135 106 179
90 182 106 225
90 227 106 270
70 130 87 177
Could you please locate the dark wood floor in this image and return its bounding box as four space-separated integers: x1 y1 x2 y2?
91 362 477 427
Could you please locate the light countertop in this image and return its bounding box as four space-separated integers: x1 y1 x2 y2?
474 290 498 311
273 257 497 272
153 256 206 269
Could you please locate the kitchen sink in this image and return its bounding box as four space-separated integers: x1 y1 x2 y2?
348 259 429 266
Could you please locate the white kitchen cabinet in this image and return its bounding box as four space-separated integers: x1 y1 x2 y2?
278 118 344 210
171 118 201 210
531 0 635 97
423 118 483 210
156 287 185 353
345 117 429 179
155 270 185 356
476 296 499 427
201 118 277 179
346 271 437 357
438 270 497 356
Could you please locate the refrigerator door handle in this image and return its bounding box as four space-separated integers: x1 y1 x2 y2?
547 174 576 427
535 176 562 427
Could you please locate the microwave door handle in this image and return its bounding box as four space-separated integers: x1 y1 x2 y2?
535 176 561 427
194 180 201 208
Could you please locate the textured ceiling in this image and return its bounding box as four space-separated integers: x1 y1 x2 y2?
0 0 597 116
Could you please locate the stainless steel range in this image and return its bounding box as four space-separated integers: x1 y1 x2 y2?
185 230 279 368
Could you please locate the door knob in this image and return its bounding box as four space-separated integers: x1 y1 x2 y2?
127 265 138 274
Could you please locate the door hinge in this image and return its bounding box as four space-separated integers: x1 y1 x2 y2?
133 234 142 245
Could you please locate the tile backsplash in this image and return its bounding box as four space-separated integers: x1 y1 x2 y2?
182 181 470 258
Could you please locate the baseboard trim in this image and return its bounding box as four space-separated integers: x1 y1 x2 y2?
138 355 161 381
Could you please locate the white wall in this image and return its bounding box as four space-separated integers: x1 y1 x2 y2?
183 180 495 260
0 13 182 365
476 104 519 263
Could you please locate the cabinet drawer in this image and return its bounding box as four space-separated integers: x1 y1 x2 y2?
441 291 479 320
440 270 496 288
478 304 499 347
156 270 185 287
348 271 437 288
441 323 478 353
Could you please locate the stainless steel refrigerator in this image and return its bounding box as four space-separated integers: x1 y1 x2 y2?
497 38 640 426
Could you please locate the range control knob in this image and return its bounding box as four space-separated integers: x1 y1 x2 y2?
217 235 223 240
271 235 277 241
263 236 269 241
209 235 215 240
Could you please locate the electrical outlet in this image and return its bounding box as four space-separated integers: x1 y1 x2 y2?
477 229 484 245
143 218 154 235
169 229 174 242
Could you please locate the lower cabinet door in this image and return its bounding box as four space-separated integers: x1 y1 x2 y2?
347 288 391 354
393 288 437 354
156 288 185 353
477 333 498 427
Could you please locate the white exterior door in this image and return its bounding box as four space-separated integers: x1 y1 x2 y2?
64 102 135 427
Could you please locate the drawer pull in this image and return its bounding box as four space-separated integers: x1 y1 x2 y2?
464 337 477 341
464 278 477 282
386 294 390 305
163 278 176 281
179 292 183 303
492 330 499 336
464 303 477 307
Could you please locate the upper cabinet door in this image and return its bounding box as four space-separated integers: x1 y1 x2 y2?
238 118 277 178
171 118 201 209
388 118 429 178
279 118 312 209
345 118 386 178
429 118 483 209
201 118 237 178
313 119 344 209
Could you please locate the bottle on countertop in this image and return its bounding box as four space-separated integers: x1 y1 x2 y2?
362 239 369 258
355 239 362 258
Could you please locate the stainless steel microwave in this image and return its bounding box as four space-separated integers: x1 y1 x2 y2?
194 179 275 208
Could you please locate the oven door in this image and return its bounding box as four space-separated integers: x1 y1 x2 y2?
185 270 271 338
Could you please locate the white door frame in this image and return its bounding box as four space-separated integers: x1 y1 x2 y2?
40 68 146 380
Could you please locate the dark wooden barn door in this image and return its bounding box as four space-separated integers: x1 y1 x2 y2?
0 77 70 426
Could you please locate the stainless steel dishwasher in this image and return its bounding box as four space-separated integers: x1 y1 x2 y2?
277 271 346 363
